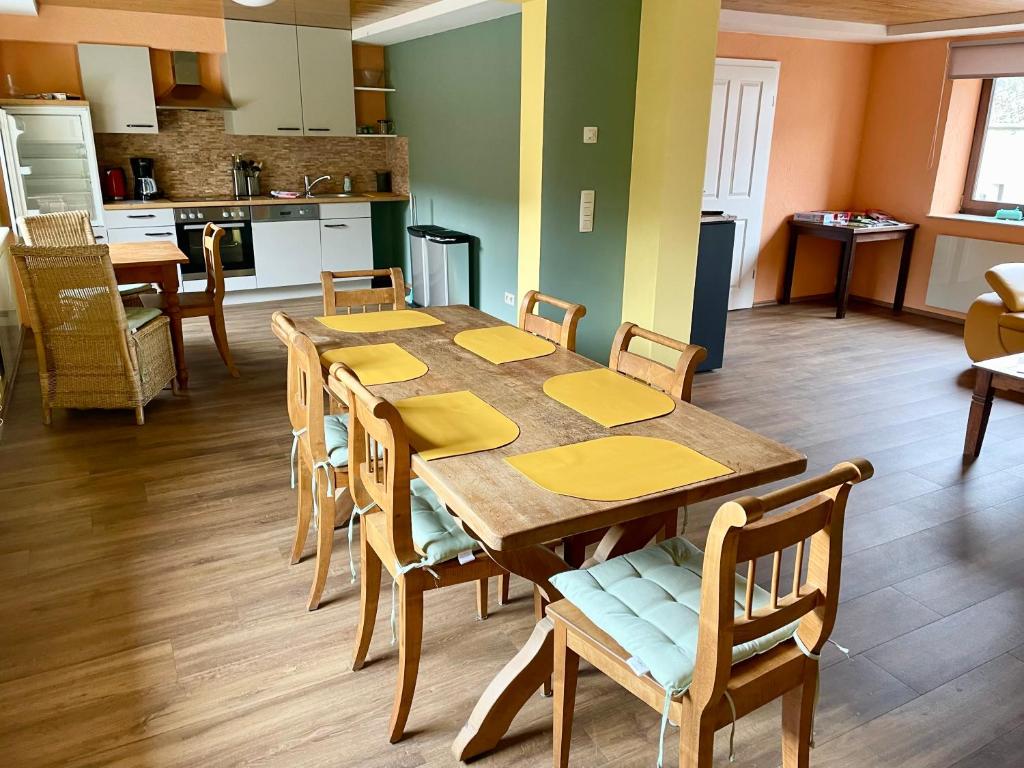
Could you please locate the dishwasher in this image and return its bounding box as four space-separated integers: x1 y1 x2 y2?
251 204 321 289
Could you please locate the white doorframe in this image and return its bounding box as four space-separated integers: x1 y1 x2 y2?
704 57 779 310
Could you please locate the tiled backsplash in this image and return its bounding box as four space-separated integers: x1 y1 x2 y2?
94 110 409 198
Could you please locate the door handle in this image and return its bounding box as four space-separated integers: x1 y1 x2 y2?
127 214 156 219
144 232 174 237
126 123 155 128
277 127 301 131
308 128 330 132
324 223 349 228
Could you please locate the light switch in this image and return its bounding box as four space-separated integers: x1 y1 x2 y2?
583 126 599 144
580 190 595 233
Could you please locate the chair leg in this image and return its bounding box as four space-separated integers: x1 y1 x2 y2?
499 572 510 605
306 492 336 611
388 576 424 743
535 587 552 696
134 406 145 426
477 577 489 620
290 459 313 565
351 523 382 671
553 622 580 768
678 704 716 768
209 311 240 378
781 667 818 768
41 403 52 425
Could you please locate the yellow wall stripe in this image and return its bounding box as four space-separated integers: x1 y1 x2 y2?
517 0 547 304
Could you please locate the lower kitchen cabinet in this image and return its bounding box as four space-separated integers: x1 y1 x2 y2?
106 225 178 244
253 219 321 288
320 217 373 273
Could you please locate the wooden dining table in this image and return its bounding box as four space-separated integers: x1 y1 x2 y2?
109 241 189 388
296 304 807 761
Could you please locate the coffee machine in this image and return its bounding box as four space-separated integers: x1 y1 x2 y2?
130 157 160 201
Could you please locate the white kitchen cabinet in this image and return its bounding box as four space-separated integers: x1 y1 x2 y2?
297 27 356 137
106 225 178 244
222 20 304 137
320 216 372 273
77 44 158 134
104 208 176 229
253 220 321 288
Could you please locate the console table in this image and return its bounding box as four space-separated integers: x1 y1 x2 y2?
780 218 918 319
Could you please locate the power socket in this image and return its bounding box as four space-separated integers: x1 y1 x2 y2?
504 292 515 306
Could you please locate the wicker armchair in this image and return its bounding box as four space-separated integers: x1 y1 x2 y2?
12 244 177 425
17 211 156 305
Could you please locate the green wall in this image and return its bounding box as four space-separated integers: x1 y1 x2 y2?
387 15 522 321
538 0 641 361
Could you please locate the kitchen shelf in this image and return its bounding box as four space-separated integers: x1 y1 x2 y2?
354 86 396 93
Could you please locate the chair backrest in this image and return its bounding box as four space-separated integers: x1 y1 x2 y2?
18 211 96 247
11 244 137 384
328 362 418 566
321 268 406 315
519 290 587 351
609 322 708 403
270 312 328 462
688 459 873 709
201 222 227 300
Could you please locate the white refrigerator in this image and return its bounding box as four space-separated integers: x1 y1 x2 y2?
0 104 106 237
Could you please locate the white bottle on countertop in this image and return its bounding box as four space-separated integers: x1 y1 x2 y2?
343 173 353 193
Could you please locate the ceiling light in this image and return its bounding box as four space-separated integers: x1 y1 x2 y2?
231 0 277 7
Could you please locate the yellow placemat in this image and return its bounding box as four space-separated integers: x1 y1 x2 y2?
543 368 676 427
454 325 556 364
506 436 733 502
316 310 444 333
320 343 427 386
395 390 520 461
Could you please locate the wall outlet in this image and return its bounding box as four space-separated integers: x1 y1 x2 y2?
583 126 599 144
504 291 515 306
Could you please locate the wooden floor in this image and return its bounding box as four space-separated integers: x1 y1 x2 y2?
2 298 1023 768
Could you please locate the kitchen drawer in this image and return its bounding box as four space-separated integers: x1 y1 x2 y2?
104 208 175 229
106 225 178 244
92 226 108 244
254 219 321 288
320 218 373 276
317 202 371 220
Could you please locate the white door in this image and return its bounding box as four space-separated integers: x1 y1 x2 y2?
703 59 779 310
298 27 356 137
253 220 321 288
77 44 158 134
223 20 304 136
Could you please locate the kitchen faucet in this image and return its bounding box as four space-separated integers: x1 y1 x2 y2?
303 175 331 197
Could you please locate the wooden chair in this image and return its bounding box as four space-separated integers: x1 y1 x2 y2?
270 311 354 611
321 267 406 315
143 223 238 377
12 244 176 425
561 323 709 568
18 210 157 306
548 459 873 768
519 290 587 351
328 362 508 744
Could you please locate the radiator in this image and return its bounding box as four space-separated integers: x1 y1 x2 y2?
926 234 1024 313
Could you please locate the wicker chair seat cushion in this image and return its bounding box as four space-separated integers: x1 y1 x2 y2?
550 537 798 692
125 308 164 332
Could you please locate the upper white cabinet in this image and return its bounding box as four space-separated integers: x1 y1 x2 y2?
297 26 356 137
222 20 304 137
77 44 158 134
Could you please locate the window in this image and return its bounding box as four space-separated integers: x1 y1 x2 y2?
964 77 1024 214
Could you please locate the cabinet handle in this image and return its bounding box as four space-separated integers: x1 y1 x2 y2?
127 214 156 219
144 232 174 237
277 127 301 131
126 123 155 128
308 128 330 132
324 223 349 228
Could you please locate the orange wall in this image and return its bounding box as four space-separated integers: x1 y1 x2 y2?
849 37 1024 318
716 32 875 303
0 5 225 52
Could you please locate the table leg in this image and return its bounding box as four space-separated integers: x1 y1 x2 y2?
835 237 857 319
894 229 916 314
781 230 799 305
964 369 995 459
160 264 188 389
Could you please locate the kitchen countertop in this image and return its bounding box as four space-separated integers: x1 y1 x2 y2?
103 192 409 211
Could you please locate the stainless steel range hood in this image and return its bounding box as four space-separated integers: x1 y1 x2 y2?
156 51 235 111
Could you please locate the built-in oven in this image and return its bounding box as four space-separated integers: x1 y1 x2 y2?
173 205 256 285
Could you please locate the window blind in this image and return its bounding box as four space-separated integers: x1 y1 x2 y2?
949 39 1024 79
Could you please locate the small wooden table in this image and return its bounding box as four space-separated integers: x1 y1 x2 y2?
109 242 189 388
964 353 1024 458
780 219 918 319
294 305 807 760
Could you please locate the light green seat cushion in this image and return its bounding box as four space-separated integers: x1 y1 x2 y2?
125 307 163 332
550 537 798 693
119 283 155 297
324 413 350 468
409 477 479 565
